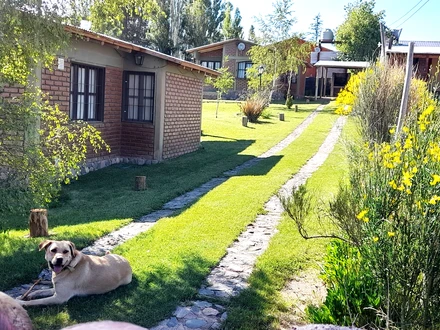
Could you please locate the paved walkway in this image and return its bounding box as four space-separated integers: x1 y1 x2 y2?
6 105 347 330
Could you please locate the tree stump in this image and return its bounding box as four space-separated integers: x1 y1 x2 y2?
135 176 147 191
242 116 248 127
279 113 285 121
29 209 49 237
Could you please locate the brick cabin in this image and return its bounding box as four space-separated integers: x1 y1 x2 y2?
186 39 256 99
3 26 219 173
187 38 335 100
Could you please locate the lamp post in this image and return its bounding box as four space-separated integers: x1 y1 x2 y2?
258 65 264 90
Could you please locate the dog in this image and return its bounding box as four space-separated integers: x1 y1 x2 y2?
18 240 132 306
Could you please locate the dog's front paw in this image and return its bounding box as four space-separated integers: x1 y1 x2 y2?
15 298 26 306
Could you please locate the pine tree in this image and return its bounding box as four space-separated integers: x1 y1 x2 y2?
308 13 323 43
248 25 256 42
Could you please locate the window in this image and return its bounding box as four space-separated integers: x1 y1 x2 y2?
237 61 252 78
200 61 221 70
70 63 105 121
122 72 155 122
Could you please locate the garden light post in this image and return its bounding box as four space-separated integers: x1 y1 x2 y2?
258 65 264 90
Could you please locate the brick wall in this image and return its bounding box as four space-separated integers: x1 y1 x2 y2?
120 122 154 158
163 72 203 159
200 49 223 59
41 61 124 161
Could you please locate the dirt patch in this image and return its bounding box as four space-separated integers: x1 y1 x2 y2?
280 268 362 330
280 268 327 329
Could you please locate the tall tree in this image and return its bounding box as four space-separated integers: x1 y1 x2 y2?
249 0 310 98
148 0 174 54
335 0 384 61
222 2 233 39
89 0 162 47
248 25 256 42
308 13 323 43
182 0 225 48
231 7 243 38
222 2 243 40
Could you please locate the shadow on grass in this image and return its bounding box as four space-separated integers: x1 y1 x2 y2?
28 254 214 330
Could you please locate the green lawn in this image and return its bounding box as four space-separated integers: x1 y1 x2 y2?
225 116 357 329
22 102 341 330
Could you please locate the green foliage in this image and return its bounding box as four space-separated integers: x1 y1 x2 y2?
239 91 270 122
248 38 311 96
329 64 440 328
335 0 384 61
0 1 69 85
308 13 323 43
248 24 257 42
90 0 162 48
0 91 109 213
205 66 235 117
307 241 382 327
285 95 294 109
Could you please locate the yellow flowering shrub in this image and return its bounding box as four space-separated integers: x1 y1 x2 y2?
326 62 440 328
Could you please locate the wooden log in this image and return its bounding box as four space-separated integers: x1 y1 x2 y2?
242 116 248 127
279 113 285 121
135 176 147 191
29 209 48 238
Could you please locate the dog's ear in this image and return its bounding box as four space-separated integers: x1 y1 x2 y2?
39 240 53 251
68 241 77 257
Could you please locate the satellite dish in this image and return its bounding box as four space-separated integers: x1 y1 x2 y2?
237 42 245 51
314 47 321 53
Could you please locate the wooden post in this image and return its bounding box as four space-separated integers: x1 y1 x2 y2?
242 116 248 127
135 176 147 191
295 105 298 112
396 42 414 136
29 209 49 237
279 113 285 121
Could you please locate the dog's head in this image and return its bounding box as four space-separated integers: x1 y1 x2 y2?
39 240 76 274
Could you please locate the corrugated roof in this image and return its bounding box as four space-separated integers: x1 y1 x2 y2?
65 25 220 77
387 40 440 55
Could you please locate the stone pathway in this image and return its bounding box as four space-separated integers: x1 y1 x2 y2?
150 116 347 330
5 105 324 299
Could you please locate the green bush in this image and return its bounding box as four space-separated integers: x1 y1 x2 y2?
285 95 294 109
307 241 381 327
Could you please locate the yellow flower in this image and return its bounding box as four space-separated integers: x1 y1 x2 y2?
356 209 368 220
389 180 398 190
363 217 369 223
402 170 413 187
429 195 440 205
373 236 379 242
430 174 440 186
387 231 395 237
389 127 396 134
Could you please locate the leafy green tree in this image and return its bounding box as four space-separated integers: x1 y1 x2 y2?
335 0 384 61
231 7 243 39
0 1 109 213
182 0 225 47
205 65 235 118
222 2 243 40
248 25 257 42
308 13 323 43
248 0 310 98
89 0 162 47
222 2 233 39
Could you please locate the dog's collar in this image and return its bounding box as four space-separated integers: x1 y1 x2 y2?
66 252 82 272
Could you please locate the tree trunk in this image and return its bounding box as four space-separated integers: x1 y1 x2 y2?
135 176 147 191
29 209 49 237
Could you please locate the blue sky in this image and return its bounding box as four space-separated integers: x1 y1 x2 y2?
229 0 437 41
